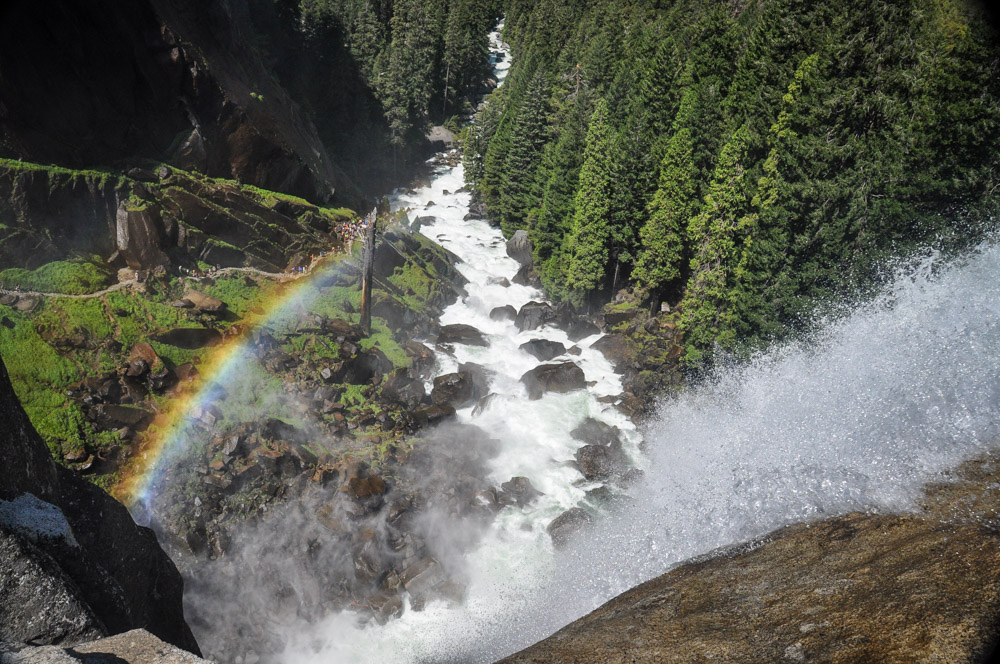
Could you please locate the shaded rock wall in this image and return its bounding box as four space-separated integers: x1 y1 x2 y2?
498 456 1000 664
0 0 357 206
0 354 199 654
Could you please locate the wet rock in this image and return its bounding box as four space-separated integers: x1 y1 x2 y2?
567 345 582 356
499 477 543 508
487 276 511 288
574 441 629 481
565 319 601 342
404 341 436 378
437 323 488 347
515 301 556 331
591 333 630 370
154 328 222 349
506 229 533 266
520 362 586 400
262 418 307 445
471 393 499 417
401 558 445 597
432 372 479 409
571 418 622 447
411 215 436 233
519 339 566 362
413 403 457 426
546 507 594 550
490 305 517 321
368 592 404 624
512 263 542 288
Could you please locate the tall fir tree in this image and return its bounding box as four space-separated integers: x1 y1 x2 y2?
565 99 615 308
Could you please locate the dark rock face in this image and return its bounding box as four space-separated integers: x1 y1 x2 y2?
591 333 630 370
0 355 199 653
520 362 586 400
501 456 1000 664
565 318 601 342
116 203 169 270
506 229 533 266
512 263 542 289
0 528 105 645
0 0 346 205
519 339 566 362
499 477 542 508
437 323 488 347
381 369 426 409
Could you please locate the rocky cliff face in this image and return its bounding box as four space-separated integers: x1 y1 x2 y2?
497 456 1000 664
0 0 356 206
0 354 199 654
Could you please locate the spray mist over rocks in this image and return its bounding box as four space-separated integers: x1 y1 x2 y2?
277 240 1000 664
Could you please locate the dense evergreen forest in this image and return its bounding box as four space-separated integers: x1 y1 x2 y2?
246 0 502 187
465 0 1000 363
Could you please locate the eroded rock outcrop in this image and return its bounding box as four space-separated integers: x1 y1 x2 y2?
500 456 1000 664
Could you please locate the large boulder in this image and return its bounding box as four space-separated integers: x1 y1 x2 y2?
437 323 489 347
116 203 168 270
520 362 586 400
506 230 533 266
153 328 222 349
0 355 199 654
591 333 631 370
519 339 566 362
490 305 517 322
571 418 622 447
381 369 426 409
181 290 225 313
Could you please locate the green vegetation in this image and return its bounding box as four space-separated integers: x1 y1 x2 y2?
0 259 111 294
467 0 1000 364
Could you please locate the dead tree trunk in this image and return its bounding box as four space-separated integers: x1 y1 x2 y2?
359 207 378 336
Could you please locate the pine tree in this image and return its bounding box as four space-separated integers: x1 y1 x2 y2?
565 99 615 308
632 127 697 304
497 68 550 235
678 123 754 363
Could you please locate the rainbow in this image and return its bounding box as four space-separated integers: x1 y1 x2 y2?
116 252 357 511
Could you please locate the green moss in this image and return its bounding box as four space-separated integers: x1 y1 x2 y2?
0 259 112 295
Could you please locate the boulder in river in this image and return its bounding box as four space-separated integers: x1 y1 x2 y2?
506 229 533 266
546 507 595 550
565 318 601 342
499 476 543 508
520 362 586 400
512 263 542 289
519 339 566 362
574 441 629 481
515 301 556 331
437 323 488 347
490 305 517 321
571 418 622 447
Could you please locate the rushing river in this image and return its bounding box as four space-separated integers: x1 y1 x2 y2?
278 24 1000 664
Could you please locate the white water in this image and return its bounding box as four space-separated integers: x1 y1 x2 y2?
282 25 1000 664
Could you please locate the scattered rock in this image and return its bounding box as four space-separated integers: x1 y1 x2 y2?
182 290 226 313
520 362 586 400
487 276 511 288
591 334 630 370
471 393 499 417
512 263 542 288
565 319 601 342
381 369 426 409
412 403 457 426
574 441 629 481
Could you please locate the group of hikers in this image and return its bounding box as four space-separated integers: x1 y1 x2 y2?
335 214 375 248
